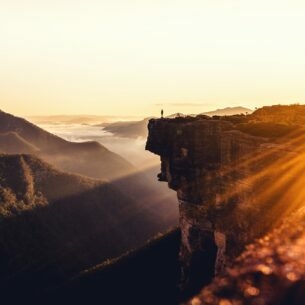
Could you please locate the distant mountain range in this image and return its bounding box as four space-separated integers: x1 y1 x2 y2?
26 114 142 125
164 107 252 118
166 112 186 119
201 106 252 116
0 110 135 180
99 118 151 139
98 107 252 139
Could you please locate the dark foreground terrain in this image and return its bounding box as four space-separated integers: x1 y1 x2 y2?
4 229 181 305
186 209 305 305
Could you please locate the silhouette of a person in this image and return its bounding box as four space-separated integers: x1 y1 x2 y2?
161 109 164 118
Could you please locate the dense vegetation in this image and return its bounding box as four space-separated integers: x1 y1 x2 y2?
235 105 305 138
250 104 305 124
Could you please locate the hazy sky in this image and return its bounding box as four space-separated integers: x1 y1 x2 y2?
1 0 305 117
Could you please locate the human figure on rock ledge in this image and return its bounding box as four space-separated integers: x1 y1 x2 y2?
161 109 164 118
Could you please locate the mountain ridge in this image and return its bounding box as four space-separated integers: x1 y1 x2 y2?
201 106 252 116
0 109 135 180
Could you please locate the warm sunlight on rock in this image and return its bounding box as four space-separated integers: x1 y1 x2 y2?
219 300 232 305
190 297 201 305
148 106 305 305
244 286 260 297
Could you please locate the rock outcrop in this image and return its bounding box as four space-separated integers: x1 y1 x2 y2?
186 208 305 305
146 114 305 298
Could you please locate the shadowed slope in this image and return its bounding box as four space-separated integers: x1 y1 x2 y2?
0 154 176 302
44 229 181 305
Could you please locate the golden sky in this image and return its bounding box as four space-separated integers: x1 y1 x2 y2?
1 0 305 117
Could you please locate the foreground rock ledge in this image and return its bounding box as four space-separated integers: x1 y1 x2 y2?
186 209 305 305
146 116 305 302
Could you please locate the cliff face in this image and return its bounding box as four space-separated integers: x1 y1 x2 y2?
146 116 301 294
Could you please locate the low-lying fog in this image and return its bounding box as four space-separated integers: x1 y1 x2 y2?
36 122 178 218
38 123 156 168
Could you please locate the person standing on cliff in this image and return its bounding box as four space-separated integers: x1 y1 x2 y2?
161 109 164 118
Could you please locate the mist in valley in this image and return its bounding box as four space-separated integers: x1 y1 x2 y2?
34 121 154 168
31 119 177 209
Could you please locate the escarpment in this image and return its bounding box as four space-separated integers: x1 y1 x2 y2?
146 112 305 297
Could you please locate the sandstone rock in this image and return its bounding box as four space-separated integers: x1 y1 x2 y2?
146 115 305 299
